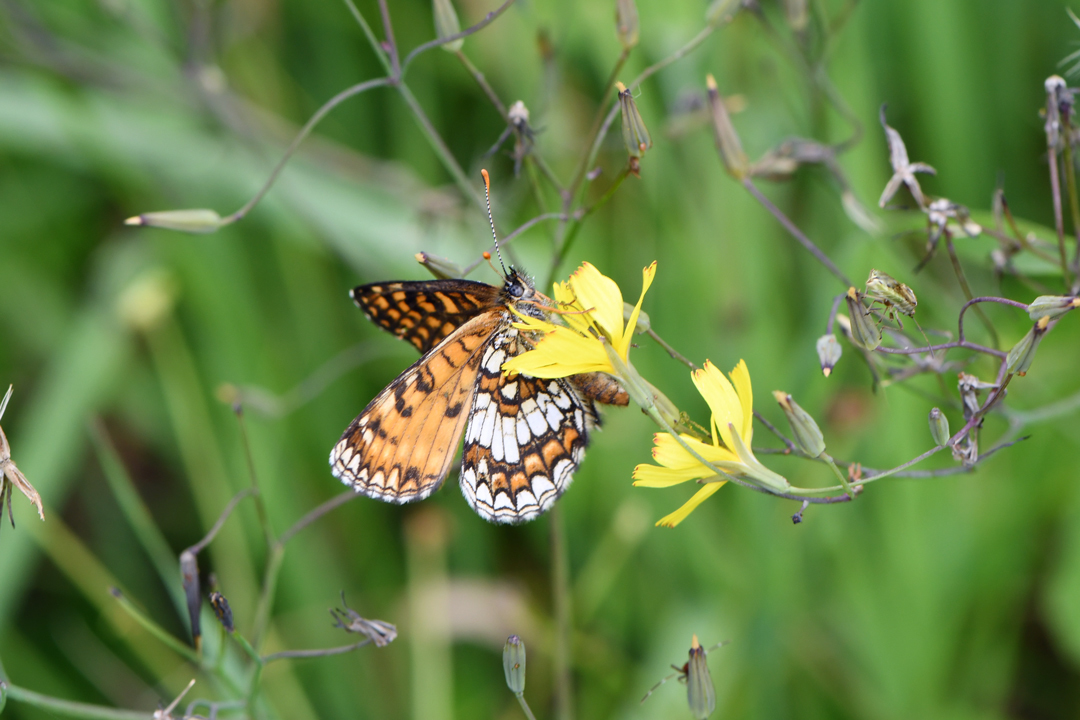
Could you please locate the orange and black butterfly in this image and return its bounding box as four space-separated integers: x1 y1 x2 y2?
329 266 628 524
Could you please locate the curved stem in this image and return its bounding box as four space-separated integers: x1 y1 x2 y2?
401 0 518 73
2 684 156 720
220 78 392 225
957 296 1029 343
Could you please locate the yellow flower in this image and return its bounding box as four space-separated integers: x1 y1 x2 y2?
502 261 656 378
633 360 789 527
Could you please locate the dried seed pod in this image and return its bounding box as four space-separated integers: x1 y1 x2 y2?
816 334 841 377
773 391 826 457
706 75 749 179
928 408 950 447
1027 295 1079 322
615 0 639 50
180 549 201 645
432 0 464 51
415 252 464 280
845 288 881 351
503 635 526 695
617 82 651 159
1006 316 1050 377
124 209 224 234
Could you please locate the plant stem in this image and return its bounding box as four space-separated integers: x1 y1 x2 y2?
742 178 853 287
944 235 999 348
550 504 574 720
2 684 156 720
516 694 539 720
110 589 201 664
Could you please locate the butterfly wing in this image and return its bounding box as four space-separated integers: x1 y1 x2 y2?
459 327 599 524
351 280 502 354
330 312 502 503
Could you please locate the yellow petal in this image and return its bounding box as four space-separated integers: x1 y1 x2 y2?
650 433 737 469
617 262 657 357
569 263 624 345
632 464 700 487
502 327 613 378
655 481 727 528
692 361 742 450
728 359 754 444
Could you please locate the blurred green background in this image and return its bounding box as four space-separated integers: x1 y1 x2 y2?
3 0 1080 718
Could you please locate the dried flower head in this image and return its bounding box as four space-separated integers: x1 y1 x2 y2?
878 106 936 209
0 385 44 528
331 592 397 647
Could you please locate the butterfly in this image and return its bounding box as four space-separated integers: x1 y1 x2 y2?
329 268 628 524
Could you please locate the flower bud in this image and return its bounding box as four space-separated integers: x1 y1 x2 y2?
124 209 224 234
772 391 826 457
1027 295 1080 322
208 591 234 633
928 407 950 446
1006 316 1049 377
816 334 841 377
615 0 639 50
415 252 464 279
706 75 749 179
845 288 881 350
433 0 464 52
617 82 651 160
180 549 201 645
686 636 716 720
0 679 7 713
503 635 526 695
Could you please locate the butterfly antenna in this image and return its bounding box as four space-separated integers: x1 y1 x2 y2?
480 169 508 277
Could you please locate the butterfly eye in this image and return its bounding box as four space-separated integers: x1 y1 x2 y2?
508 281 525 298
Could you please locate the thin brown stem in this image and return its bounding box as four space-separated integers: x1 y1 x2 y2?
454 49 508 119
401 0 518 73
550 505 573 720
945 234 999 348
220 78 391 225
742 178 853 287
262 638 373 664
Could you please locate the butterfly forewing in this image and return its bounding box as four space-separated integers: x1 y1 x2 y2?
330 312 501 503
460 328 597 524
351 280 502 354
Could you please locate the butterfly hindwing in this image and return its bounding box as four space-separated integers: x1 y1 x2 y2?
459 327 598 524
329 312 502 503
351 280 502 354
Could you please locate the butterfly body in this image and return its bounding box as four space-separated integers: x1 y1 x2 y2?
330 269 626 524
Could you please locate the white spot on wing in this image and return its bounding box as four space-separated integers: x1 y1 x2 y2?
531 475 556 498
502 417 520 463
516 488 538 508
491 413 505 461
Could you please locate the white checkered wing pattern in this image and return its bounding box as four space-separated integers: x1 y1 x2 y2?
460 328 599 524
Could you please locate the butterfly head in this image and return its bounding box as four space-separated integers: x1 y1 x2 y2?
502 268 548 319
